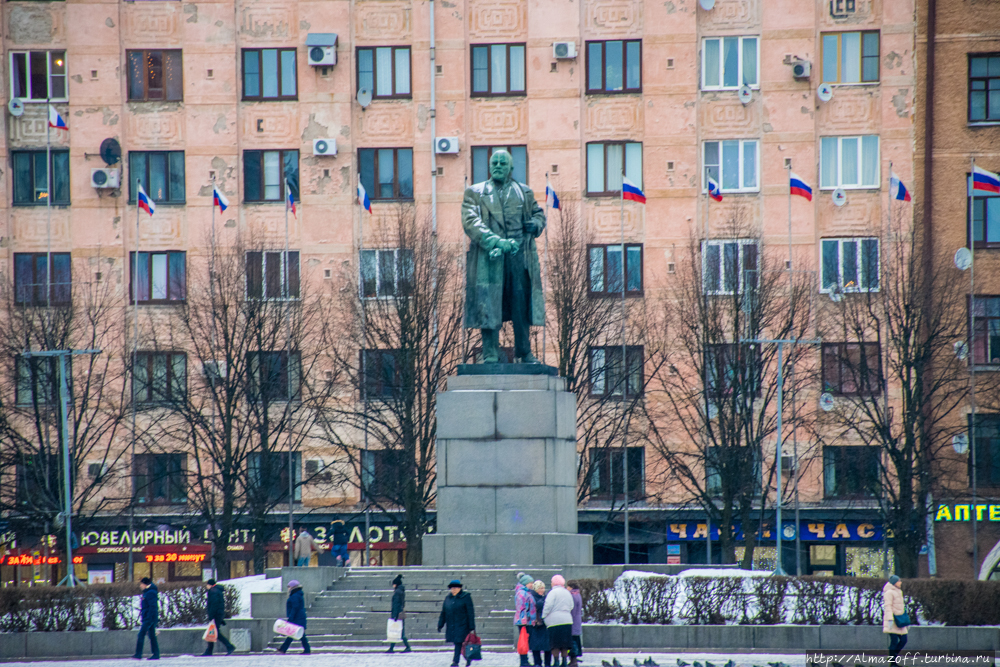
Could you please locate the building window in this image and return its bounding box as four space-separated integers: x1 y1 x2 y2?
821 31 879 83
588 244 642 297
702 239 758 295
821 238 879 293
589 346 643 398
243 150 298 202
971 296 1000 366
702 36 758 90
12 150 70 206
471 146 528 184
823 446 879 498
127 50 182 101
970 415 1000 488
361 249 413 298
471 43 526 96
246 251 300 300
704 140 759 193
820 135 880 189
10 51 66 101
361 449 406 502
358 46 411 98
359 148 413 201
970 54 1000 123
247 351 301 402
134 352 187 406
242 48 297 100
821 342 881 396
128 151 185 204
705 343 762 399
362 349 404 399
970 175 1000 247
587 142 642 196
586 40 642 94
130 251 186 304
16 455 63 508
15 356 57 406
135 454 187 505
589 447 644 500
706 446 762 497
247 452 301 502
14 252 71 306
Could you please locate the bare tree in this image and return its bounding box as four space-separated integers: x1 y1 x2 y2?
318 206 464 565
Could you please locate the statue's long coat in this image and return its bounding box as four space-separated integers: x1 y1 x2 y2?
461 179 546 330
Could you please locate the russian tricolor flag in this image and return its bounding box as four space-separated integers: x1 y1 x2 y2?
286 182 297 217
707 177 723 202
622 177 646 204
973 165 1000 195
890 172 912 202
137 183 155 217
358 180 372 214
213 186 229 213
48 105 67 130
546 184 561 210
789 172 813 201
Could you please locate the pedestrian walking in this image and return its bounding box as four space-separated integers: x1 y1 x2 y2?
543 575 575 667
514 573 537 667
567 581 584 662
201 579 236 656
133 577 160 661
528 581 551 667
278 580 311 654
438 579 476 667
883 574 909 660
329 521 349 567
387 574 412 654
294 528 321 567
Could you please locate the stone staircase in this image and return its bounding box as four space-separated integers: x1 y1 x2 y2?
265 566 564 653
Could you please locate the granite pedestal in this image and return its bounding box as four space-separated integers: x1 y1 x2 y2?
423 367 593 566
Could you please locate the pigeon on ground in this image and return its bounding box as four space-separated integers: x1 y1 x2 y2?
694 661 705 667
602 661 613 667
707 661 717 667
635 660 643 666
678 661 690 667
723 661 735 667
613 660 625 667
645 658 661 667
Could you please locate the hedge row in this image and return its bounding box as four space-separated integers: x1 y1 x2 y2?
0 581 240 632
578 575 1000 627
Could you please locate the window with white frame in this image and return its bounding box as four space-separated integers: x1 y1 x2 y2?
821 238 879 293
820 136 880 189
10 51 66 101
704 140 759 192
361 248 414 298
357 47 411 99
586 142 642 196
246 251 300 300
471 43 526 96
472 146 528 184
702 239 758 295
702 36 758 90
821 31 879 84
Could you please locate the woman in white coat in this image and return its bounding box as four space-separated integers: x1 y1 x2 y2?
882 574 908 659
543 575 576 667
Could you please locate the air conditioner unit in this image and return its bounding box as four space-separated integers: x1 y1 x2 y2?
305 459 323 475
305 33 338 67
90 168 119 189
305 459 333 483
313 138 337 156
87 462 109 479
553 42 577 59
203 360 226 384
791 59 811 80
435 137 459 154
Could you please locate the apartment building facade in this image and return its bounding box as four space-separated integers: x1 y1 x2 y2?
0 0 925 584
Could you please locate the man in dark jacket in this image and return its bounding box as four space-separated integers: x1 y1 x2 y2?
278 580 310 654
329 521 349 567
438 580 475 667
386 574 412 653
133 577 160 660
201 579 236 656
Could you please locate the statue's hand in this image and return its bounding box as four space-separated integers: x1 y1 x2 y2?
489 247 503 260
523 220 540 237
507 239 521 254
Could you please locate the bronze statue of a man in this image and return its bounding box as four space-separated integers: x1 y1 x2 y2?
461 150 546 363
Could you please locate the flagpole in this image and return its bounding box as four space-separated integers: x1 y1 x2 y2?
358 175 370 568
620 169 630 566
128 179 141 581
703 168 711 564
969 157 978 578
46 99 52 311
284 180 295 568
787 164 792 269
543 174 550 363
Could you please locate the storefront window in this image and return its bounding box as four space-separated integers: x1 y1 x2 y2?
845 545 893 577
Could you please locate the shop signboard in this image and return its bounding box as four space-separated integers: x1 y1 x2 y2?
934 504 1000 522
666 520 884 542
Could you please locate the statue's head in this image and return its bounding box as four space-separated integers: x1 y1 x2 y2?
489 150 513 184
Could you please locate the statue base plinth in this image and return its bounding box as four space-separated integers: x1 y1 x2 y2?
457 363 557 376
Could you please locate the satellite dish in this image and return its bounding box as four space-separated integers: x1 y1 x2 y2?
99 138 122 166
819 393 835 412
954 247 972 271
952 433 970 455
357 88 373 109
699 0 715 9
8 98 24 117
832 188 847 207
817 83 833 102
738 85 753 105
707 403 719 419
829 285 844 303
954 340 969 360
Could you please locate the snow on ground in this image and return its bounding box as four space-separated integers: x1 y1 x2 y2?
2 652 809 667
222 574 284 618
675 568 771 578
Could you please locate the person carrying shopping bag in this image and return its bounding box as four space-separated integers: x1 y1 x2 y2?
514 573 537 667
387 574 412 653
278 580 311 654
438 580 476 667
201 579 236 656
883 574 909 660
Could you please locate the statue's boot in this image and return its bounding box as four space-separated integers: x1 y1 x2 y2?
517 353 540 364
481 328 501 363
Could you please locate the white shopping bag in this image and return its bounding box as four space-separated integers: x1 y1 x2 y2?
273 618 305 640
386 618 404 643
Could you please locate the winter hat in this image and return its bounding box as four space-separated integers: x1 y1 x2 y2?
551 574 566 587
288 579 301 589
448 579 462 588
206 579 217 586
889 575 900 585
533 580 545 592
519 574 534 586
393 574 404 587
